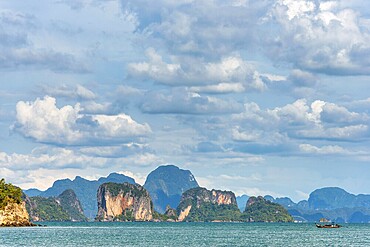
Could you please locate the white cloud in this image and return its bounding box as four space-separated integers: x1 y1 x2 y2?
0 146 162 189
232 128 261 142
288 69 318 87
266 0 370 75
190 83 245 94
141 88 243 114
233 98 370 142
12 96 151 145
42 84 96 100
278 0 316 20
79 143 150 158
297 124 368 140
128 48 266 90
299 143 349 155
321 102 369 124
0 147 106 170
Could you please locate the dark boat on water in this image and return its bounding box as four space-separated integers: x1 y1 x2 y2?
315 218 341 228
315 223 341 228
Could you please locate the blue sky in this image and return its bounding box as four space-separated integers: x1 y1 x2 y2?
1 0 370 202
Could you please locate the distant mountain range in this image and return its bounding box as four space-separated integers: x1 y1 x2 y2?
238 187 370 223
22 166 370 223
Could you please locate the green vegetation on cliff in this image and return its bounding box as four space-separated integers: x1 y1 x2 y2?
0 179 22 210
27 197 70 221
177 187 241 222
185 203 241 222
56 189 88 221
103 182 146 198
242 196 293 222
25 189 87 222
152 206 178 222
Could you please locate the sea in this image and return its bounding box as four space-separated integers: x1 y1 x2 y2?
1 222 370 246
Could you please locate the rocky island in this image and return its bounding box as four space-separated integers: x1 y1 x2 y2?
242 196 293 222
96 182 153 221
0 179 34 227
177 187 241 222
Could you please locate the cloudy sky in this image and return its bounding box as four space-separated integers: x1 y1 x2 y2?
1 0 370 202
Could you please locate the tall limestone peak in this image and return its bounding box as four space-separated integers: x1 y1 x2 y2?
177 187 240 222
144 165 199 213
96 182 153 221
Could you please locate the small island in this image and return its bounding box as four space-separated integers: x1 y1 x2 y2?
0 179 35 227
241 196 293 222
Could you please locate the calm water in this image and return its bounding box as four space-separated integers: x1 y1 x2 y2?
1 222 370 246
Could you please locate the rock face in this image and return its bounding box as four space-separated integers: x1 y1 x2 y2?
0 202 32 227
0 179 33 227
56 189 87 221
96 183 153 221
242 196 293 222
144 165 199 213
36 173 135 219
177 187 241 222
164 205 177 218
25 189 87 222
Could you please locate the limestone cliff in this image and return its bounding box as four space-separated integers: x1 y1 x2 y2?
177 187 241 222
96 182 153 221
0 179 33 227
0 201 33 227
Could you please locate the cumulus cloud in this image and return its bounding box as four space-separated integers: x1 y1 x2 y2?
0 10 89 73
288 69 318 87
233 98 370 142
128 49 266 90
141 88 243 114
0 146 162 189
0 47 90 73
264 0 370 75
79 143 152 158
0 147 106 171
12 96 151 145
320 102 369 124
42 84 96 100
123 0 268 56
299 143 363 155
124 0 370 77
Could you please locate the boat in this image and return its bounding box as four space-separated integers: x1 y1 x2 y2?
316 223 342 228
315 218 341 228
315 223 341 228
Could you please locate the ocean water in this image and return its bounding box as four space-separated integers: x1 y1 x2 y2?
1 222 370 246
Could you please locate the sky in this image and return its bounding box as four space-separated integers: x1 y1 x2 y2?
1 0 370 202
